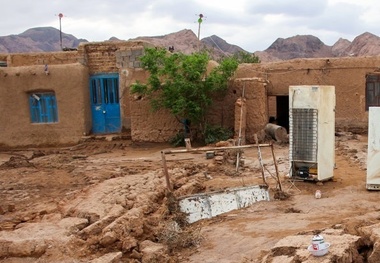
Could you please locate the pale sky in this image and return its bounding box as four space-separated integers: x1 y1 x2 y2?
1 0 379 52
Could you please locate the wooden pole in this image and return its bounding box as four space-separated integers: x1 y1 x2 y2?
270 142 282 191
254 134 268 187
162 143 271 155
235 81 246 171
160 143 272 192
161 151 172 192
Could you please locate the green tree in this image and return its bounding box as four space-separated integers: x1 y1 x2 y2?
233 51 260 63
131 47 239 143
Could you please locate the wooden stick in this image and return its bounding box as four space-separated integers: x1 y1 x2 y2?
270 142 282 191
236 82 246 171
161 151 172 192
160 143 272 192
254 134 268 187
162 143 271 155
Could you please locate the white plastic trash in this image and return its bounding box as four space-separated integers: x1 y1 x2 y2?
308 234 330 256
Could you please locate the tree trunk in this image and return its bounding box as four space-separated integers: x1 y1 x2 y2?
264 123 288 143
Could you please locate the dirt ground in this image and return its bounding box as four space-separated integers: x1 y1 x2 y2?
0 132 378 262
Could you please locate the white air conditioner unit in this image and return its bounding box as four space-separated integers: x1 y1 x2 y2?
366 107 380 190
289 86 335 181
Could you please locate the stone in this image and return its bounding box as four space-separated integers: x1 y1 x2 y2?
90 252 122 263
8 204 15 212
130 249 142 259
57 217 89 233
0 239 47 258
140 240 168 263
99 231 118 246
122 236 138 252
261 229 361 262
215 141 232 147
214 156 224 162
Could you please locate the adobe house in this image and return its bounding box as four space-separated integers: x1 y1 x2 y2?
131 56 380 144
233 56 380 137
0 41 152 148
1 40 379 148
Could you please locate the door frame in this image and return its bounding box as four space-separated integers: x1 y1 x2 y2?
89 73 121 134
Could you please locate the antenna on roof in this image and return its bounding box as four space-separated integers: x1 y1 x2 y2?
197 13 204 41
196 13 206 51
55 13 64 50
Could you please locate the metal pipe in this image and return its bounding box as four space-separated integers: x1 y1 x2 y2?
58 13 63 50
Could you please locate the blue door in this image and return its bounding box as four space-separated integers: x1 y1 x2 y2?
90 74 121 134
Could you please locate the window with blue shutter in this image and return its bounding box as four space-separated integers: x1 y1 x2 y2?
29 92 58 123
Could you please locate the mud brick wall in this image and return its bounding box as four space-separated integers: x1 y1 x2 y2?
3 41 379 147
0 63 90 148
78 41 151 74
231 78 268 143
1 51 81 67
0 54 7 66
129 78 267 144
77 41 152 131
120 68 149 131
130 98 182 142
205 83 239 132
80 44 119 74
235 57 380 133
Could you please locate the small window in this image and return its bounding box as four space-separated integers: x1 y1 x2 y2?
91 79 102 105
366 74 380 110
29 92 58 123
90 75 119 105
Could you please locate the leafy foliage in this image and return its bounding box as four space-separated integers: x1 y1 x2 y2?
131 47 239 143
204 125 233 145
233 51 261 64
169 132 186 147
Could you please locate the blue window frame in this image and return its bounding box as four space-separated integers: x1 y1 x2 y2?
29 92 58 123
90 77 119 105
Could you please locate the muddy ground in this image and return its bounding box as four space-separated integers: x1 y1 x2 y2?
0 132 379 262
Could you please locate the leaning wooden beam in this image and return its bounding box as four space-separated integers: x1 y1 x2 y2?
270 142 282 191
161 143 270 155
161 143 271 191
254 135 268 187
161 151 173 192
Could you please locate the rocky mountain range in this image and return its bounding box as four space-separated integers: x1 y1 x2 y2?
1 27 380 62
256 32 380 62
0 27 87 53
132 30 246 58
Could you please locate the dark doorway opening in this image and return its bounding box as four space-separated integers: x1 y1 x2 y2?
276 96 289 132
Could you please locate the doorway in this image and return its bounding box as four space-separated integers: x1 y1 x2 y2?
268 95 289 132
276 96 289 132
89 74 121 134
